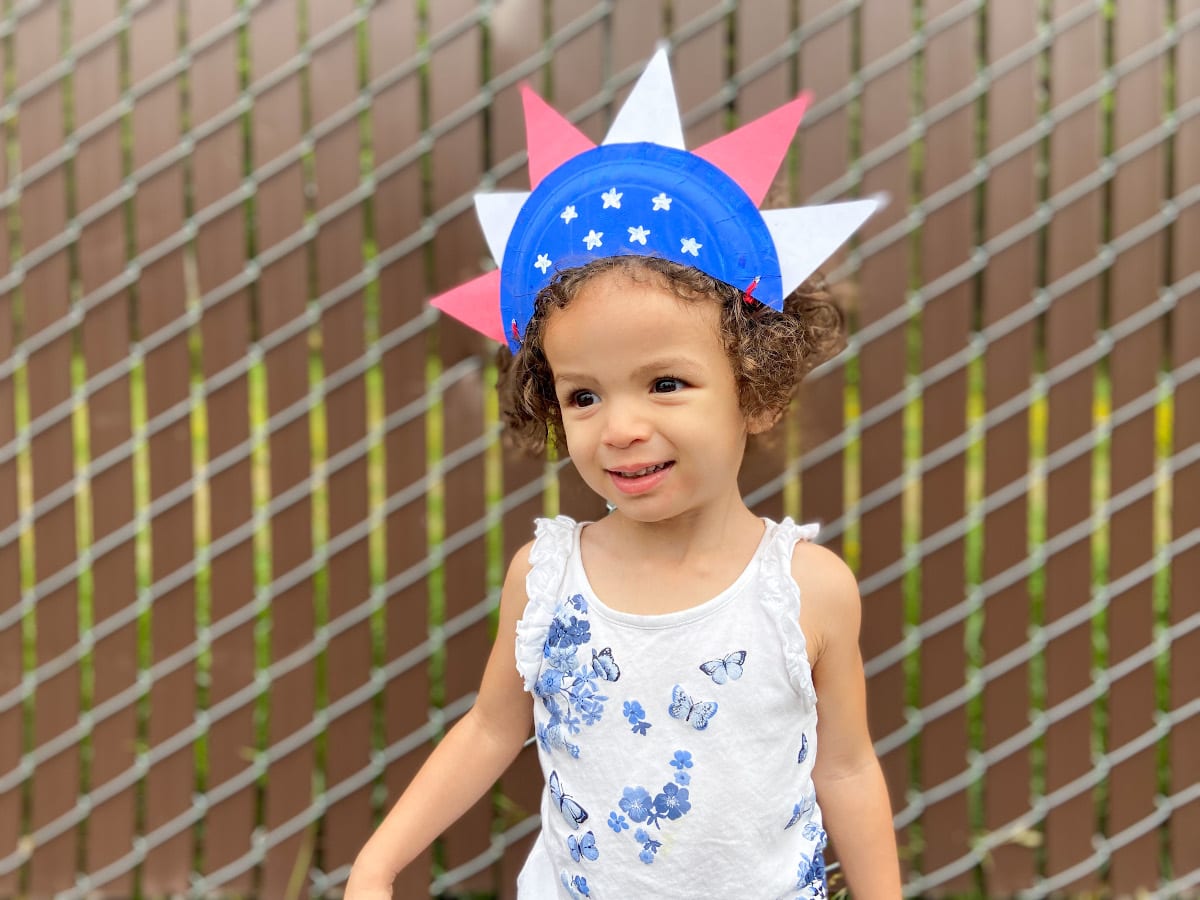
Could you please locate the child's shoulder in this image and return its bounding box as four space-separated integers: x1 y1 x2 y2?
505 538 538 585
789 538 862 660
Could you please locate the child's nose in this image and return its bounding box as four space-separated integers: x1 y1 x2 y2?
600 399 652 448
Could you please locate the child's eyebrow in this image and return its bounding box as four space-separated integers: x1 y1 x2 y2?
631 357 703 378
552 372 593 387
553 357 703 387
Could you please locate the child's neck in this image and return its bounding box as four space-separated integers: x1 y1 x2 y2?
579 498 767 615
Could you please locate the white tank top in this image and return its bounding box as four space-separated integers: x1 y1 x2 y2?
513 516 829 900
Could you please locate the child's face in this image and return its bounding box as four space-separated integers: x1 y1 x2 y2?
543 269 764 523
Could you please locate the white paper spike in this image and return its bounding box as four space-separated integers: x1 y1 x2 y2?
602 44 686 149
761 194 888 296
475 191 532 266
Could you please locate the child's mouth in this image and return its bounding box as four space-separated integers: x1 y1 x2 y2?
607 461 675 494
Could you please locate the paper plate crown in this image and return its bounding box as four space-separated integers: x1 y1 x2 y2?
431 46 884 352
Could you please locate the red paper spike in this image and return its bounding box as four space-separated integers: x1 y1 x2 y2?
694 93 813 206
522 84 596 189
429 270 506 343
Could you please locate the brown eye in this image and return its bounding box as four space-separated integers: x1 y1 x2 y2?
653 378 685 393
571 390 598 408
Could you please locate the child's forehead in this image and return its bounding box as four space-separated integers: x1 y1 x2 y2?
556 270 722 334
544 273 732 376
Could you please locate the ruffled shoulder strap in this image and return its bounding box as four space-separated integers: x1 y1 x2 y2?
759 517 821 705
514 515 578 691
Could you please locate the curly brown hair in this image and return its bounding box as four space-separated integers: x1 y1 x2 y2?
496 256 846 454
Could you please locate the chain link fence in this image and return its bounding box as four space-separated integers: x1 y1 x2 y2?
0 0 1196 896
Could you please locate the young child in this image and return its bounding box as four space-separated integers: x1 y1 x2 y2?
347 49 900 899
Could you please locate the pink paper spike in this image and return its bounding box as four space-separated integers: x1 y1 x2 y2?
694 93 813 205
429 269 505 343
522 83 596 189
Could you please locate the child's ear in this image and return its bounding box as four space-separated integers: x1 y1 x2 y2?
746 407 783 435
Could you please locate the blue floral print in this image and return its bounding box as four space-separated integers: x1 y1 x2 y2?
801 822 826 845
623 699 653 735
795 850 827 898
669 750 693 770
634 827 663 864
653 782 691 820
618 786 653 823
547 613 591 649
537 594 617 757
609 751 697 865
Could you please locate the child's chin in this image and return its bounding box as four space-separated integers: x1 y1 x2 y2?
602 501 679 523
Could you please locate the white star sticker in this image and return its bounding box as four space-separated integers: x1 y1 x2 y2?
583 230 604 250
601 187 623 209
652 192 672 211
561 205 578 224
627 225 650 245
534 253 552 274
680 237 702 256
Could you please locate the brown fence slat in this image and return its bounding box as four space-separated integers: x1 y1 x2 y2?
428 2 495 892
915 1 975 888
190 0 257 887
979 1 1039 891
1170 0 1200 884
367 0 435 895
1042 2 1103 889
611 1 665 99
673 2 729 148
735 1 794 524
249 0 317 892
490 5 548 894
0 19 19 897
73 1 137 892
1106 3 1168 891
19 3 80 893
131 1 195 890
855 0 914 879
797 0 853 565
0 9 27 887
552 1 606 142
309 0 375 876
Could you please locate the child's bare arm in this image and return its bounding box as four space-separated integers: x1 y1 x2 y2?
795 544 902 899
345 542 536 897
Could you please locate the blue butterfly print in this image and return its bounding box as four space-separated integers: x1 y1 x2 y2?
549 770 588 828
785 792 816 830
668 684 718 730
560 871 591 898
591 646 620 682
698 650 746 684
797 733 809 764
567 830 598 862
